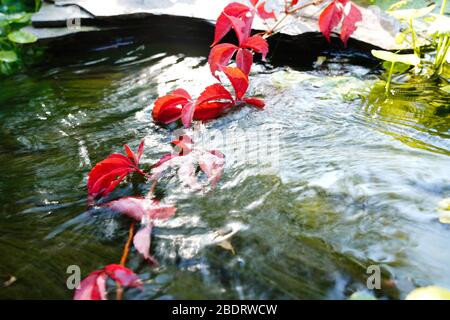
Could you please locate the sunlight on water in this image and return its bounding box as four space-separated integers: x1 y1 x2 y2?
0 39 449 299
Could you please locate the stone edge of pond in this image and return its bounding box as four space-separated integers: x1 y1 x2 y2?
29 0 406 51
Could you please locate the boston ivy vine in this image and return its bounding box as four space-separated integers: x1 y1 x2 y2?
74 0 362 300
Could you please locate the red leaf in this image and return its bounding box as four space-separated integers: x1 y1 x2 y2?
178 160 201 190
136 139 145 163
172 134 194 156
74 265 142 300
221 66 249 100
236 48 254 75
212 2 251 46
250 0 259 6
194 101 234 121
318 0 346 42
124 139 145 165
208 43 238 78
256 1 276 20
74 270 107 300
152 89 192 124
181 101 195 128
133 224 154 263
242 35 269 59
104 264 142 288
198 151 225 187
152 153 178 170
291 0 299 6
196 84 234 106
107 197 176 222
193 84 234 121
225 13 253 47
243 97 265 109
171 88 191 99
340 3 362 46
87 146 144 201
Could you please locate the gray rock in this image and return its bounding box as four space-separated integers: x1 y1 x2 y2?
30 0 403 50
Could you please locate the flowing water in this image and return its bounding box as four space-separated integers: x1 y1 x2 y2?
0 33 449 299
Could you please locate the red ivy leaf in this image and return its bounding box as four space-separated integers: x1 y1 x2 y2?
181 102 195 128
198 151 225 188
152 90 192 124
212 2 251 46
243 97 265 109
87 141 145 201
242 35 269 59
256 1 276 20
74 265 141 300
196 84 234 105
193 84 234 121
236 48 254 75
133 224 153 263
340 3 362 46
194 101 234 121
107 197 176 222
208 43 238 78
152 138 226 189
291 0 299 6
318 0 347 42
221 66 249 100
172 134 194 156
225 13 253 47
104 264 142 288
74 270 107 300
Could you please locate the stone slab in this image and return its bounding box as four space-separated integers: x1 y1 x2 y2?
31 0 403 50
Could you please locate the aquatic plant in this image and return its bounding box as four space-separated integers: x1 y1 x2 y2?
0 0 41 76
76 0 362 300
371 49 420 93
371 0 449 93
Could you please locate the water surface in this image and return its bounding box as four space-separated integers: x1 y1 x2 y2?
0 36 449 299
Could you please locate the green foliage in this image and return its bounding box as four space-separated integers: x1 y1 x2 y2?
372 0 449 94
0 0 41 76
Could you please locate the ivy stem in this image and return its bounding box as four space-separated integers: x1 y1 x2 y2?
116 221 136 300
386 61 395 94
264 0 325 37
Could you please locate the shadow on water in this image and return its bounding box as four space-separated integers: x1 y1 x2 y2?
0 17 449 299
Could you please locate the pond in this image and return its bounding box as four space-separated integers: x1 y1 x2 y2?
0 24 449 299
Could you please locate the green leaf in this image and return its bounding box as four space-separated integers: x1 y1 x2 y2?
388 4 436 21
371 50 420 66
406 286 450 300
0 50 17 62
6 12 31 24
7 30 36 43
382 61 410 73
428 14 450 36
388 0 410 11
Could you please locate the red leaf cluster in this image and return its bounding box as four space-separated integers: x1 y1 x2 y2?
87 140 145 202
318 0 362 46
74 264 142 300
152 135 225 189
75 0 364 301
151 1 269 128
152 67 264 127
107 197 176 264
